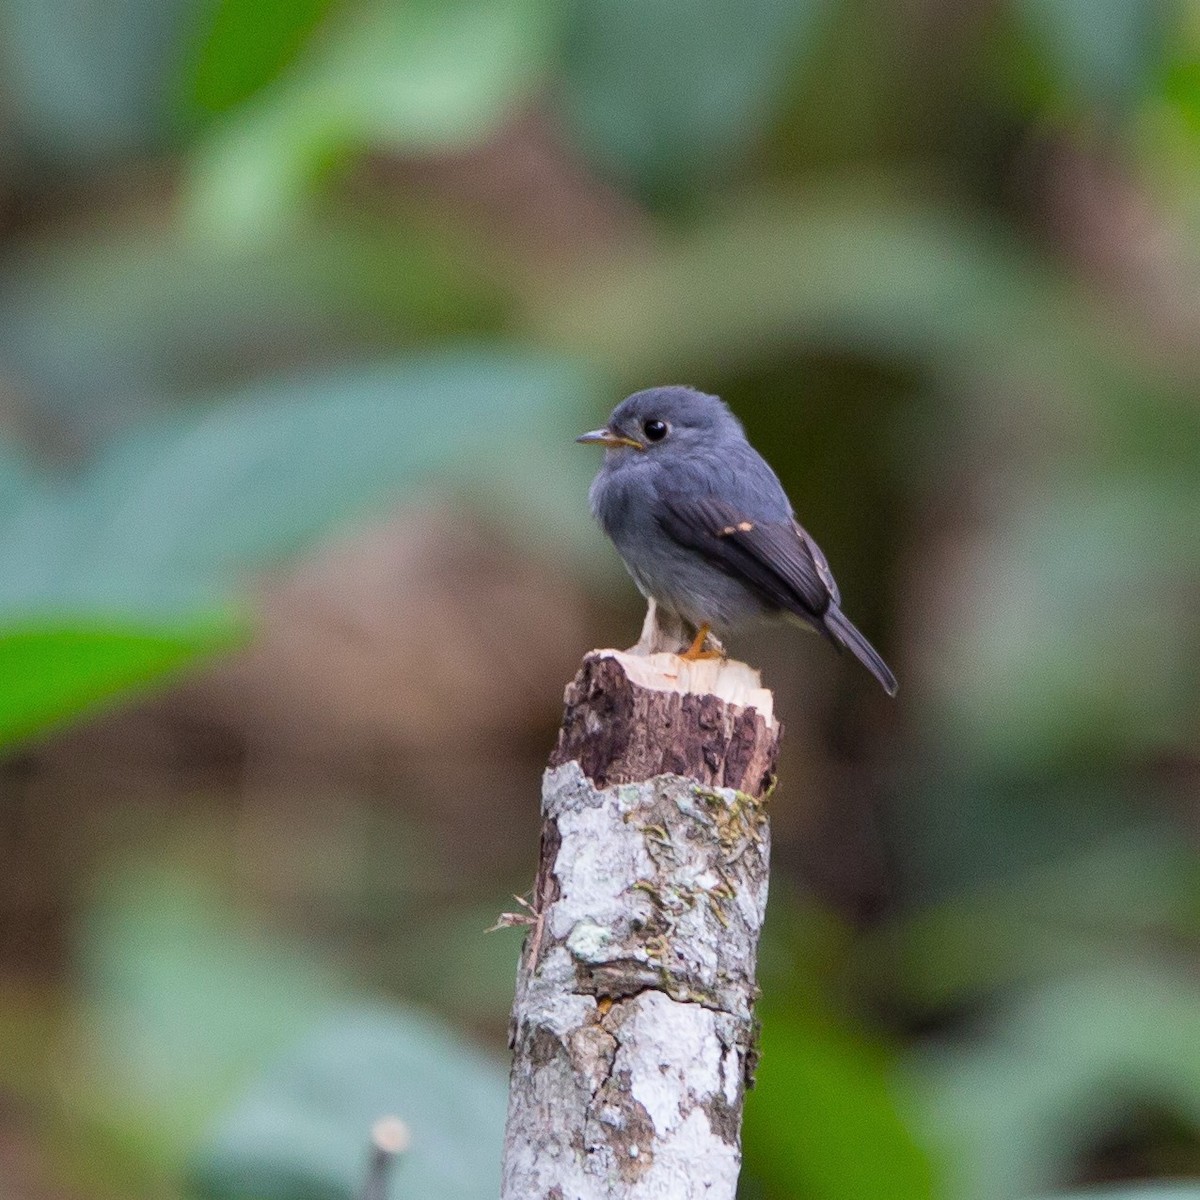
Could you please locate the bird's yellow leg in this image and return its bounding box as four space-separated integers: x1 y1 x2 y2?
679 623 723 661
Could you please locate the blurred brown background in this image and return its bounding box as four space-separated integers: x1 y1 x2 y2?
0 2 1199 1198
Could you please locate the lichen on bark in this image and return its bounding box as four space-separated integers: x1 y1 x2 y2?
501 651 780 1200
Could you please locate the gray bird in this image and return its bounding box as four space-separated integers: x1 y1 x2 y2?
577 386 898 696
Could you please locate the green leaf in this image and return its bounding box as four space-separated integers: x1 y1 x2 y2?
58 350 601 602
0 618 240 750
743 1000 937 1200
561 0 830 195
0 350 603 746
184 0 340 118
0 349 602 605
1163 56 1200 138
187 1005 507 1200
186 0 559 242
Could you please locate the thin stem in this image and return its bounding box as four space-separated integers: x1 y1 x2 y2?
360 1116 410 1200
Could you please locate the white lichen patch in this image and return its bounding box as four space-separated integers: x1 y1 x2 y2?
540 766 770 1016
566 919 612 960
721 1043 742 1106
620 991 723 1130
503 756 770 1200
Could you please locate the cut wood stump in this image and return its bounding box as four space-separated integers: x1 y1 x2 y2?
501 649 782 1200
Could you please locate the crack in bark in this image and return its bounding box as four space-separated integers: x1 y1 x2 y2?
555 773 768 1020
581 984 751 1165
571 940 728 1012
584 994 655 1181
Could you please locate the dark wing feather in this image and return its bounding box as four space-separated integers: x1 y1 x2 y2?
656 494 834 622
658 494 898 695
798 522 840 606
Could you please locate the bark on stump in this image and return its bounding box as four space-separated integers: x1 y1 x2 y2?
501 649 782 1200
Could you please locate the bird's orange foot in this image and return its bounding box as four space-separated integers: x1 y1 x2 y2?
679 624 725 662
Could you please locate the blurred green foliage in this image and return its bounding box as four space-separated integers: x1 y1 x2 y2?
55 864 507 1200
746 902 938 1200
0 350 599 740
560 0 830 196
1015 0 1167 114
190 1006 506 1200
0 0 1197 1198
185 0 340 118
0 621 239 748
187 0 559 240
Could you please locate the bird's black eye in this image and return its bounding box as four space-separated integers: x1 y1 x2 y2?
643 419 668 442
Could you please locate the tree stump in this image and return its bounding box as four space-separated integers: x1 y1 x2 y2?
501 649 782 1200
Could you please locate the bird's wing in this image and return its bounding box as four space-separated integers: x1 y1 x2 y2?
797 520 840 606
656 494 836 621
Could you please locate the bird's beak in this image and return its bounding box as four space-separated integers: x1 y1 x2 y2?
575 428 645 450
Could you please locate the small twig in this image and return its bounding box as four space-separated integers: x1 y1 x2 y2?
486 892 549 969
488 893 537 932
360 1116 410 1200
525 900 548 970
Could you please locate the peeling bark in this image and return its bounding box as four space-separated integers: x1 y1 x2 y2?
502 650 781 1199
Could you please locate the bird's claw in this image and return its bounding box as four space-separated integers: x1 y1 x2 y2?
679 624 726 662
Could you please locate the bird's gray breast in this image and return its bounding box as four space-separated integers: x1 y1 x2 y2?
589 460 770 632
589 464 664 598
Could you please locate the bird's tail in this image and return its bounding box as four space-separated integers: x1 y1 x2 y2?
823 607 898 697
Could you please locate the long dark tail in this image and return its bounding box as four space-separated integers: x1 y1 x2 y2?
823 606 898 697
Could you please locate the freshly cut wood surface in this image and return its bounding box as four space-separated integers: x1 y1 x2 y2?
549 649 779 795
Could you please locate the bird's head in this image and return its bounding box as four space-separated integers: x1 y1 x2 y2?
576 386 743 460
